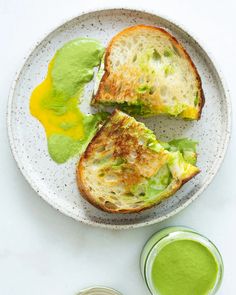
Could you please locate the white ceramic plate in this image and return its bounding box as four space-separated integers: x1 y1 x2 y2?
8 9 231 229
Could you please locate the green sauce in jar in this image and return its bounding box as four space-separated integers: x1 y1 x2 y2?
140 227 223 295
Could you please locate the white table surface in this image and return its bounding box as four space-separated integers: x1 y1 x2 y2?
0 0 235 294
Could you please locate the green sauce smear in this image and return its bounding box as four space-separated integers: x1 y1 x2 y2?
48 112 108 163
30 37 106 163
52 38 104 99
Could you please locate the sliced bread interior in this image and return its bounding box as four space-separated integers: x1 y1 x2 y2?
92 25 204 120
77 110 200 213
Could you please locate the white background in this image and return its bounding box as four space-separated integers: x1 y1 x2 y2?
0 0 235 294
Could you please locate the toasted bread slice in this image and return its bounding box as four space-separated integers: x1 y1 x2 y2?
77 110 200 213
92 25 204 120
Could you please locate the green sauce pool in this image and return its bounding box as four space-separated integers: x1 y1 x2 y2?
152 239 218 295
140 227 223 295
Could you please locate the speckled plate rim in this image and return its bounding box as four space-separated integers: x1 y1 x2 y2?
7 7 232 230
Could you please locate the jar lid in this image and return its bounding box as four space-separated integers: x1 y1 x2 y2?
77 286 122 295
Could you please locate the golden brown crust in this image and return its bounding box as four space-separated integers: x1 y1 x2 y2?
77 158 200 214
92 25 204 119
76 110 200 214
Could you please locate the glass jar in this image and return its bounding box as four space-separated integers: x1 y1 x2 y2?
77 286 122 295
140 227 223 295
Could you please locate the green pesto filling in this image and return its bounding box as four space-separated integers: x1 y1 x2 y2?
194 91 199 106
163 138 198 165
164 64 175 76
130 164 172 201
98 100 153 116
152 49 161 60
163 49 173 57
129 137 198 199
120 102 152 116
146 165 172 199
